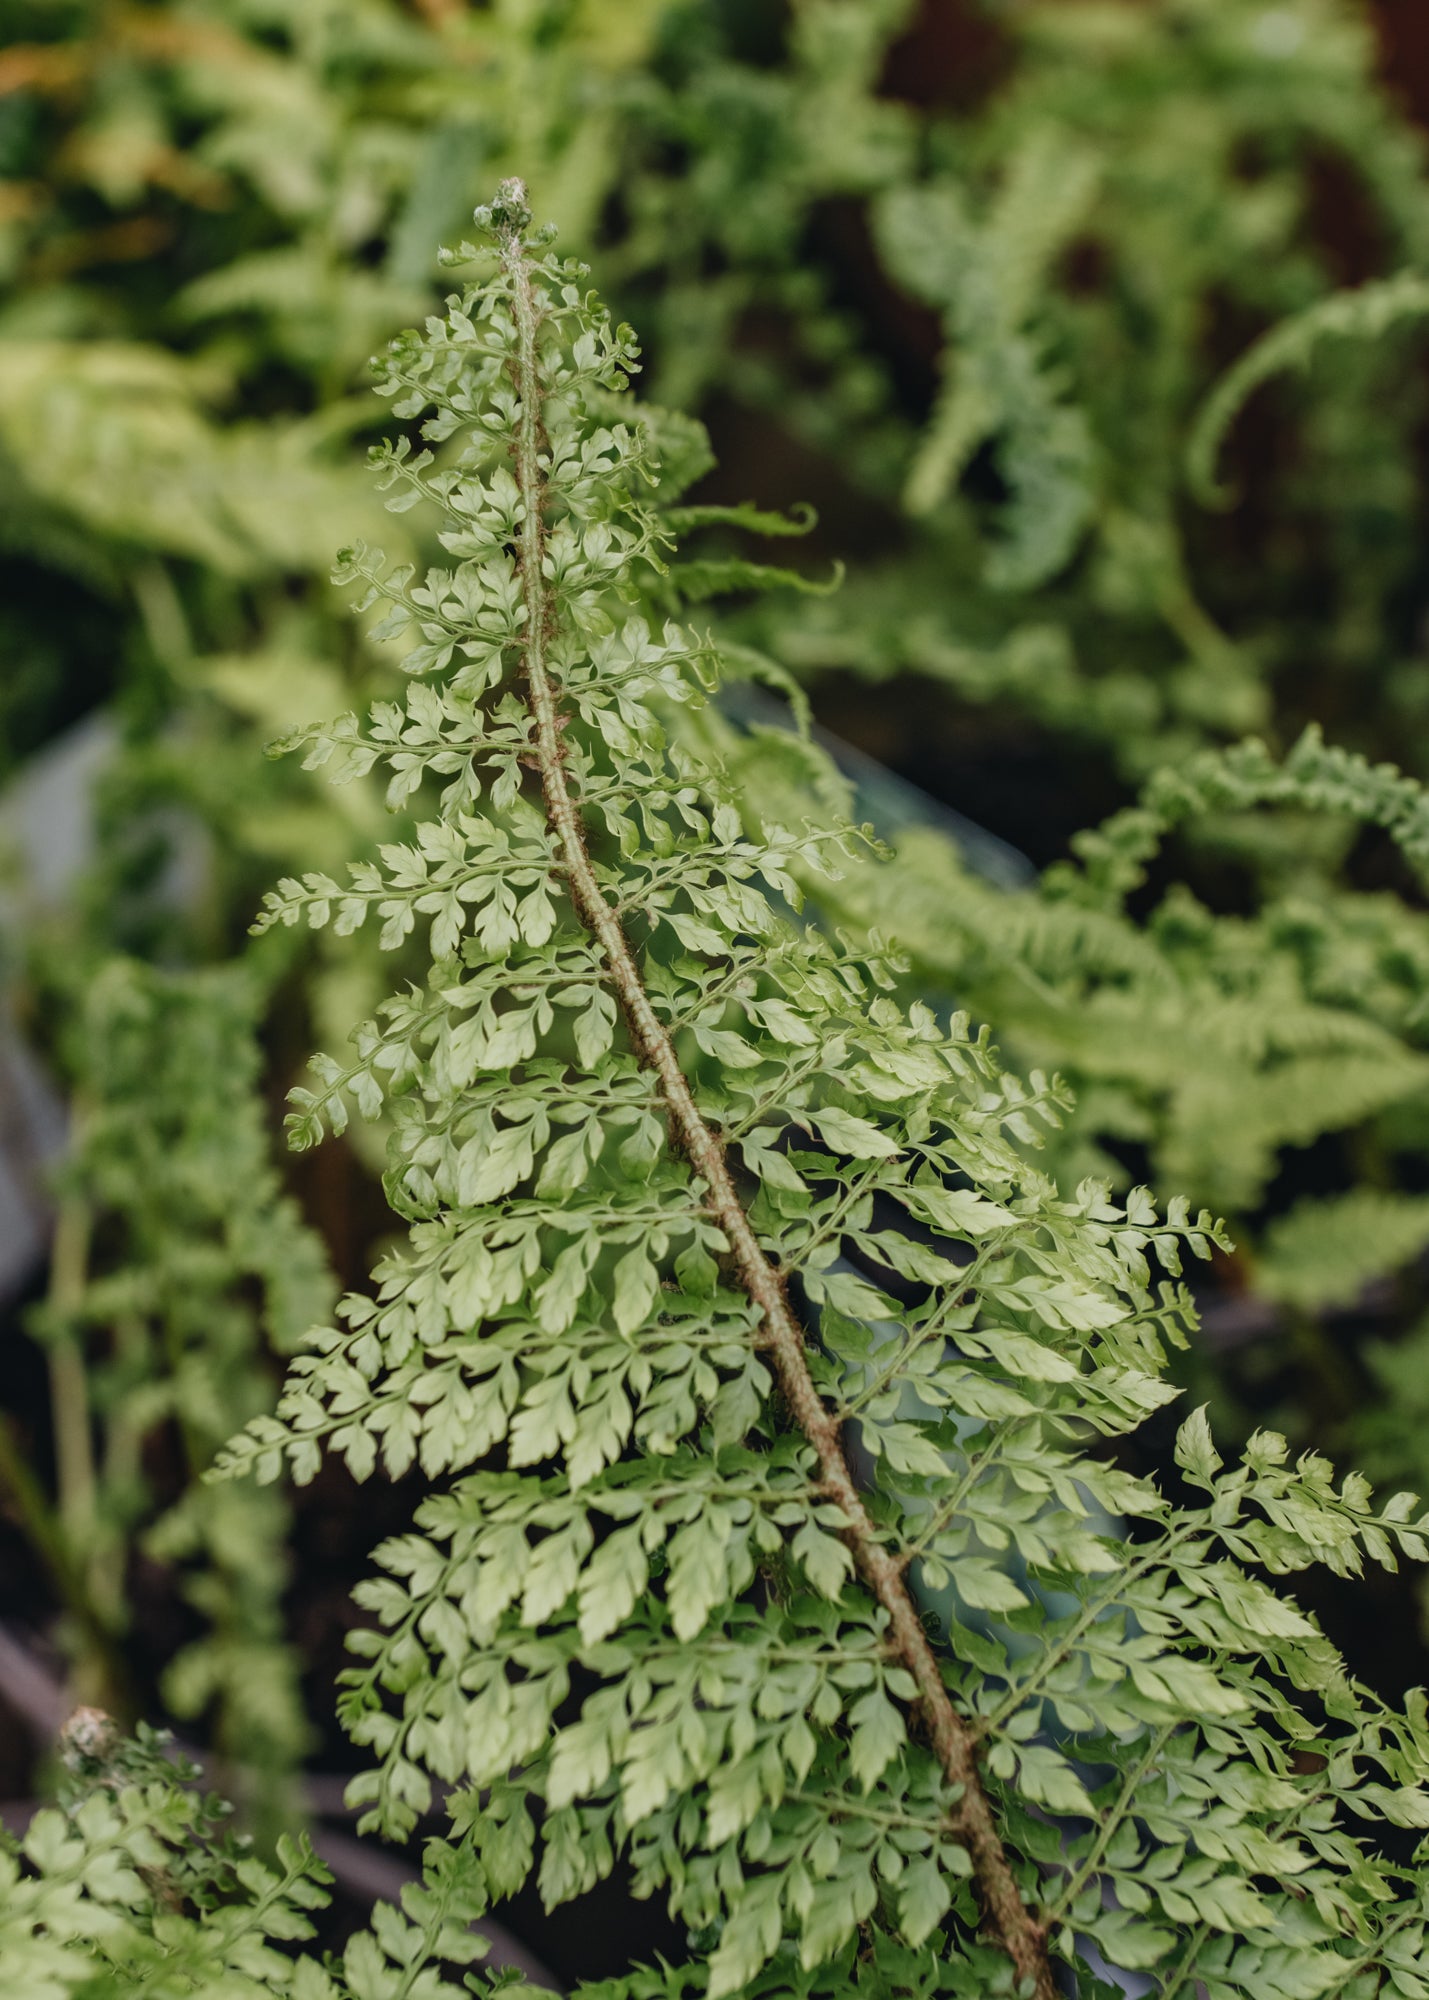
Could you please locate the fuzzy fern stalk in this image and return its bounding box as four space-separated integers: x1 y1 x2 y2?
219 184 1429 1999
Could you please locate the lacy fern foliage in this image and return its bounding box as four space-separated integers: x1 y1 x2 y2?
0 1716 331 2000
20 957 332 1806
210 188 1429 1999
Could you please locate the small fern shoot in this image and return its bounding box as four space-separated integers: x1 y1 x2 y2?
218 186 1429 2000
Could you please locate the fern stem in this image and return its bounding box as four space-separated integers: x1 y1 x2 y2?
497 182 1055 2000
46 1189 96 1549
0 1416 135 1717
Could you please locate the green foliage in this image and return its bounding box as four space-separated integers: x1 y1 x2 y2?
195 195 1429 1998
3 1707 534 2000
877 129 1100 584
742 0 1429 773
733 719 1429 1495
20 956 332 1815
11 1 1429 1990
1186 271 1429 506
0 1714 334 1999
14 0 1429 1476
0 0 664 782
1256 1190 1429 1316
29 0 1429 860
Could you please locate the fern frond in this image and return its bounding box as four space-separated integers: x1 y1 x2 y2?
662 501 818 539
29 958 333 1808
211 187 1429 2000
665 554 842 605
1187 269 1429 504
0 342 397 581
1256 1188 1429 1314
1065 725 1429 907
0 1720 334 1998
875 131 1100 584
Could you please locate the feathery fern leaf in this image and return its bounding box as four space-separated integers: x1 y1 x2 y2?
206 187 1429 2000
1256 1189 1429 1315
1187 269 1429 504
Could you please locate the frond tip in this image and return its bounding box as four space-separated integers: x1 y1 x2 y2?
475 175 534 241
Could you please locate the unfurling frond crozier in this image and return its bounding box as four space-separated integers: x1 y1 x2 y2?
219 184 1429 1999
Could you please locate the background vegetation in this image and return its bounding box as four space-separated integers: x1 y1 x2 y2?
9 0 1429 1979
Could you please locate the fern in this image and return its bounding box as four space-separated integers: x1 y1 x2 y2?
1255 1190 1429 1315
876 130 1100 586
14 957 332 1820
1186 271 1429 504
11 20 1429 1912
700 691 1429 1217
197 187 1429 1998
0 1713 333 2000
727 0 1429 779
3 1708 517 1998
1059 726 1429 907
